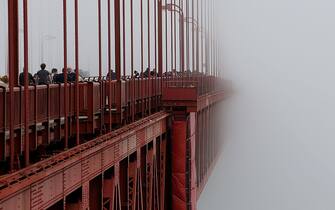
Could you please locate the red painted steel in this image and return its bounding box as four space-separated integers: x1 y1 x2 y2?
1 0 224 209
189 113 198 210
171 121 187 210
62 0 69 149
23 0 29 167
0 112 168 208
108 0 113 132
130 0 135 123
74 0 80 146
7 0 19 172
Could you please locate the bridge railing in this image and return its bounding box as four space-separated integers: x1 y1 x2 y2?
164 75 224 96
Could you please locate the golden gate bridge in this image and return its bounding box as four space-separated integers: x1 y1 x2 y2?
0 0 224 209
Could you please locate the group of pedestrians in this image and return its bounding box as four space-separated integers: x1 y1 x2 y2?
106 68 158 80
0 65 198 89
18 63 82 86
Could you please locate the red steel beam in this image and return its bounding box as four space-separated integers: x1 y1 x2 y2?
153 0 159 111
23 0 29 167
0 112 169 207
147 0 151 116
63 0 69 149
141 0 144 117
7 0 19 86
108 0 113 131
7 0 19 172
74 0 80 145
98 0 105 133
130 0 135 122
114 0 123 124
122 0 126 80
164 0 168 81
115 0 121 82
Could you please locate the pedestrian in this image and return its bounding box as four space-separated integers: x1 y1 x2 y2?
36 63 51 85
19 69 35 86
51 68 58 83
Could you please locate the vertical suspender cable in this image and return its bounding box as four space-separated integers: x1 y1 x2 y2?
208 0 210 77
120 0 129 122
165 0 168 82
108 0 112 131
98 0 104 132
173 0 178 79
200 0 203 93
130 0 135 122
179 0 184 79
170 0 174 81
114 0 121 124
186 0 189 75
74 0 80 145
147 0 151 115
210 0 213 77
196 0 199 74
210 0 212 77
122 0 126 79
206 0 209 91
115 0 121 81
200 0 203 75
23 0 29 167
208 0 210 76
213 0 215 77
157 0 163 106
8 0 19 171
213 0 216 77
122 0 126 123
193 0 195 75
154 0 158 112
62 0 69 149
213 0 216 78
140 0 144 117
157 0 163 99
211 0 214 90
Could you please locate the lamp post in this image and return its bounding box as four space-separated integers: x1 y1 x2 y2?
40 34 56 63
184 17 200 73
162 3 185 74
183 16 211 94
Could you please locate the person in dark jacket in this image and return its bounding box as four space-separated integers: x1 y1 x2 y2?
53 73 64 84
36 63 51 85
67 68 76 82
106 69 117 80
53 68 66 84
19 69 35 86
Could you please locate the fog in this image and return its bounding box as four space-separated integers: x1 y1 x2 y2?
1 0 335 209
199 0 335 209
0 0 183 76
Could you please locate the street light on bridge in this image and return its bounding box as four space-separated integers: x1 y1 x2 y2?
162 3 185 74
183 17 200 74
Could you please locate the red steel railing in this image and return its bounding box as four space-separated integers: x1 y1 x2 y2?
1 0 219 174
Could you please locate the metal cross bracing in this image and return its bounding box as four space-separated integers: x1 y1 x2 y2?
0 0 224 209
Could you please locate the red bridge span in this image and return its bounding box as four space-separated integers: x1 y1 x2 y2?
0 0 224 209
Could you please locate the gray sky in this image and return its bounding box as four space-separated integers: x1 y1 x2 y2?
199 0 335 209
